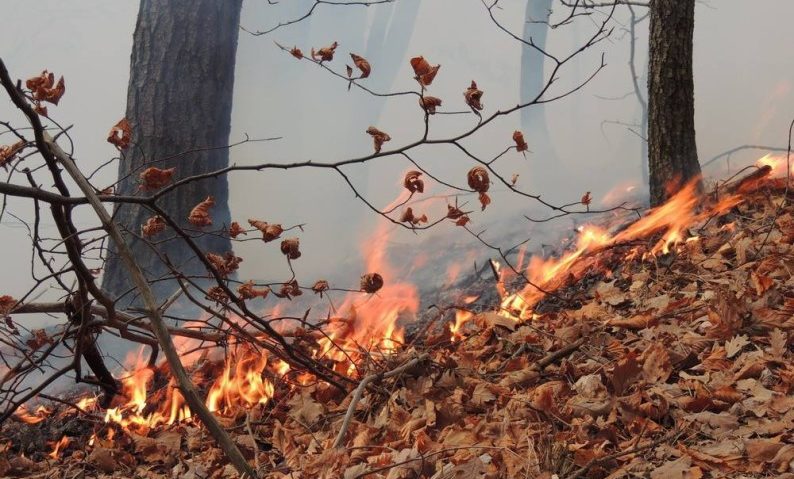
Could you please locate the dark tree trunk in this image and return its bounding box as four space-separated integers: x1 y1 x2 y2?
647 0 701 206
102 0 242 303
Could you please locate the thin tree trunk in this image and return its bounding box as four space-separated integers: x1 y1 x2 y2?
647 0 701 206
103 0 242 303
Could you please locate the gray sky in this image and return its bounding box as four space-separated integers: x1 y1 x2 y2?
1 0 793 325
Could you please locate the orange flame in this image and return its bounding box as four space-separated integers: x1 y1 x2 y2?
502 180 743 320
48 435 70 460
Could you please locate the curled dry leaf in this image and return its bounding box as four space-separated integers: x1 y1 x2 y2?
205 286 230 305
248 219 283 242
346 65 353 78
360 273 384 294
188 196 215 227
26 70 65 105
410 56 440 87
0 295 17 316
277 280 302 299
228 221 246 238
290 46 303 59
400 207 428 226
107 118 132 150
511 173 519 186
141 215 166 237
366 126 391 154
139 167 176 191
513 130 529 153
467 166 491 210
349 53 371 78
464 80 484 111
581 191 592 206
311 280 330 296
403 170 424 193
238 281 270 300
311 41 338 62
447 205 470 225
419 96 442 114
467 167 490 193
0 141 25 168
280 238 301 260
206 252 243 277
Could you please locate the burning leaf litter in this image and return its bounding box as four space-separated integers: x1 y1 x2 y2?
3 167 794 478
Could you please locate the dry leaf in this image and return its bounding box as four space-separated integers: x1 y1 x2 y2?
513 130 529 153
311 41 338 62
26 70 65 105
366 126 391 153
280 238 301 260
248 219 283 242
360 273 384 294
206 252 242 277
290 46 303 59
464 80 483 111
0 141 25 168
581 191 592 207
403 170 424 193
139 167 175 191
311 280 329 296
349 53 371 78
228 221 246 238
237 280 270 300
419 96 442 114
410 56 440 87
400 207 428 225
141 215 166 237
188 196 215 227
107 118 131 149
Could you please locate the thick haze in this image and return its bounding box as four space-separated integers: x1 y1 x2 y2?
1 0 793 325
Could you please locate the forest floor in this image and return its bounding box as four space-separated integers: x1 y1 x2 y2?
2 173 793 479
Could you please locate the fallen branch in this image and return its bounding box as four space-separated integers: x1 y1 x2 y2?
333 353 429 448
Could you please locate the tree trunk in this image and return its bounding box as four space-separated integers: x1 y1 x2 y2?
647 0 701 206
102 0 242 303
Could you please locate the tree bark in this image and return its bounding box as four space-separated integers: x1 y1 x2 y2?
647 0 701 206
102 0 242 303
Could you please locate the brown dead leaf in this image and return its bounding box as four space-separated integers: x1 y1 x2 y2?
188 196 215 227
107 118 131 149
237 280 270 300
513 130 529 153
349 53 371 78
280 238 301 260
464 80 484 111
311 41 338 61
248 219 283 242
410 56 440 87
403 170 424 193
366 126 391 153
141 215 166 237
419 95 442 114
360 273 384 294
138 166 175 191
228 221 246 238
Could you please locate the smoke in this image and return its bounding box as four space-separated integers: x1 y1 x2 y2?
0 0 792 341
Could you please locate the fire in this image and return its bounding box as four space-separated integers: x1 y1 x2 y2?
206 345 274 414
449 296 479 340
756 153 792 177
14 405 51 424
501 179 744 320
48 435 70 460
316 190 419 371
